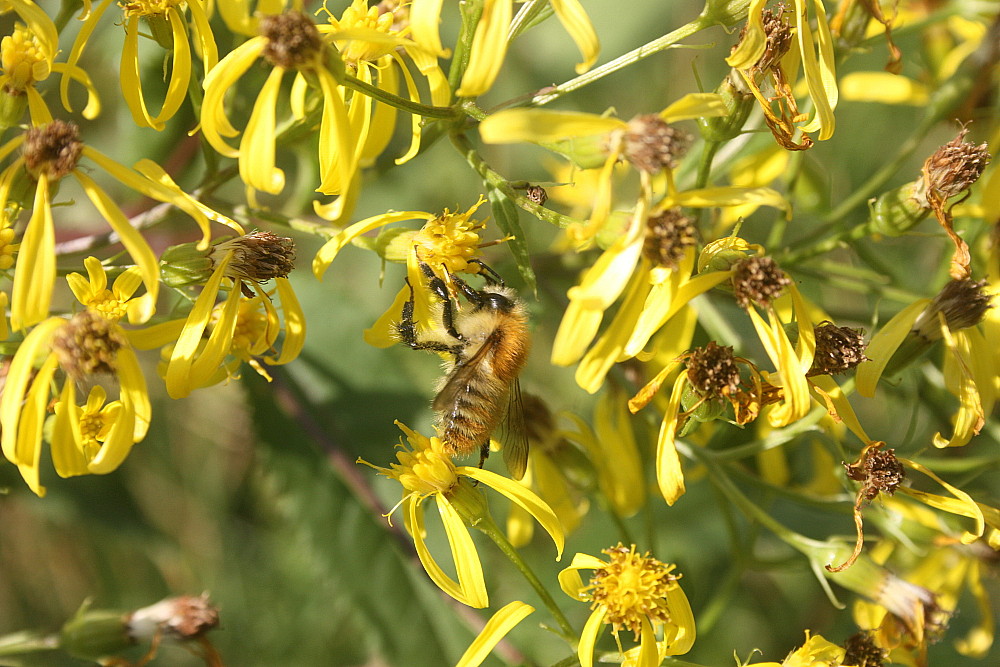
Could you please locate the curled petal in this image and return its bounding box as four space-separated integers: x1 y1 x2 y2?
455 601 534 667
856 300 929 396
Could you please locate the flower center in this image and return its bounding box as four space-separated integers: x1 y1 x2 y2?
1 24 49 92
119 0 179 17
643 208 697 269
23 120 83 180
685 341 741 399
213 232 297 283
51 311 127 380
620 115 690 173
585 544 680 640
810 321 868 376
260 12 324 70
389 435 459 496
326 0 402 64
413 204 486 274
0 226 18 270
731 255 790 308
229 301 269 355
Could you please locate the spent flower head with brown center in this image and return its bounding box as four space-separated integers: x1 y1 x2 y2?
912 278 992 341
842 630 887 667
620 115 690 173
260 11 324 69
752 4 793 72
51 310 127 381
685 341 742 399
917 127 991 205
22 119 82 179
732 255 791 308
809 321 868 375
643 208 697 270
212 231 297 284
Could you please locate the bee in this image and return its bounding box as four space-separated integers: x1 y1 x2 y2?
396 261 530 479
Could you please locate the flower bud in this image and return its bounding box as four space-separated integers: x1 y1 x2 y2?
60 604 132 661
160 240 215 287
697 73 754 143
698 0 752 28
0 88 27 130
867 182 929 237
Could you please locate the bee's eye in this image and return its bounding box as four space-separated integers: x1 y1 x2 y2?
481 292 514 312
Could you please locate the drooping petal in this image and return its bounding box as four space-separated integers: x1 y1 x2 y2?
549 0 600 73
51 382 90 478
577 606 608 667
454 601 534 667
856 299 929 396
479 109 623 144
0 318 62 465
655 374 689 505
433 494 489 608
457 0 512 97
557 552 607 598
201 38 267 157
10 172 54 331
313 210 433 278
240 67 286 194
659 92 727 121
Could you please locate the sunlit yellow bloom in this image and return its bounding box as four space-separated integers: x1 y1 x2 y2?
727 0 837 148
201 11 354 215
363 422 564 608
744 631 846 666
0 121 219 330
454 601 534 667
156 235 304 399
0 309 149 497
63 0 216 130
316 0 450 180
559 544 695 667
0 19 99 126
456 0 599 97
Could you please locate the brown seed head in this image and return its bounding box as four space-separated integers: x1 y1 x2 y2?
912 278 992 340
686 341 741 398
754 5 793 72
844 442 905 503
643 208 697 270
622 115 690 173
809 321 868 375
127 594 220 642
921 127 991 202
51 311 126 381
23 120 82 180
842 631 886 667
731 256 790 308
213 231 297 283
260 12 323 69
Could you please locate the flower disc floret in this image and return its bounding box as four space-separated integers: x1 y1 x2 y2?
585 544 680 640
51 310 126 380
325 0 401 64
1 23 49 92
385 431 460 496
412 200 487 273
260 12 324 69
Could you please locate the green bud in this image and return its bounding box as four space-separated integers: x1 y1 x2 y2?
698 0 752 28
159 240 215 287
867 182 929 237
698 73 754 143
681 384 728 424
60 602 133 661
0 90 27 131
145 15 174 50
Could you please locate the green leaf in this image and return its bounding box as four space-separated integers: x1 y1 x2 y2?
486 187 536 294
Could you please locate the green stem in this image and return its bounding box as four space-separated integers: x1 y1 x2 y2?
448 0 484 93
341 73 458 119
694 140 720 191
530 16 713 106
450 132 586 229
0 632 60 656
474 517 576 639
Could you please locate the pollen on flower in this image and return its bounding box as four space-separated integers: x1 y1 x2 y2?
260 12 323 69
213 231 297 284
1 24 49 92
621 115 690 173
842 630 887 667
643 208 697 270
412 204 487 274
731 255 790 308
585 544 681 640
51 311 126 380
23 120 82 180
325 0 401 64
912 278 992 341
809 321 868 375
380 430 460 496
120 0 180 18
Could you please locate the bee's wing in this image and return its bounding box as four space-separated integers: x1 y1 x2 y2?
432 340 495 414
499 378 528 480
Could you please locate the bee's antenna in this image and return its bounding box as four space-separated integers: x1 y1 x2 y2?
469 259 505 286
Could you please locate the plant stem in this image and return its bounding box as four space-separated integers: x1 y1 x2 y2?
531 16 712 106
341 74 458 119
475 517 576 639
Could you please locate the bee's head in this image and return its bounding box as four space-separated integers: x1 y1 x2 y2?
474 285 518 313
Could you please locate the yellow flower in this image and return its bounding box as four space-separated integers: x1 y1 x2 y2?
455 0 599 97
0 120 221 331
558 544 695 667
362 422 564 608
454 601 534 667
62 0 216 130
156 233 304 399
727 0 838 149
200 10 354 215
0 308 150 497
744 631 846 666
213 0 301 36
316 0 450 178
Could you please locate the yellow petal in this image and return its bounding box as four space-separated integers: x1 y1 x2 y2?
856 299 929 396
479 109 623 144
240 67 286 194
457 0 512 97
549 0 600 74
10 173 55 331
454 601 534 667
670 185 789 213
656 374 689 505
663 584 696 654
725 0 768 68
795 0 838 139
201 38 266 157
51 382 89 477
114 344 151 444
577 606 607 667
12 355 59 496
262 277 306 366
636 616 659 667
460 466 565 559
840 72 929 105
0 320 61 464
898 458 985 544
410 0 446 55
363 285 410 348
312 210 432 279
659 92 727 121
557 552 606 598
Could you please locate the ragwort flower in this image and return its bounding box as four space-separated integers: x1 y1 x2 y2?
559 544 695 667
1 272 151 497
744 631 847 666
62 0 217 129
363 422 564 608
0 120 220 330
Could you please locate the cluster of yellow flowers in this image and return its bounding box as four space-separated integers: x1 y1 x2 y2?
0 0 998 665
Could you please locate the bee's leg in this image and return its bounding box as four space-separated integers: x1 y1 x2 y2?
397 278 462 353
468 259 505 286
451 273 486 308
478 440 490 470
420 262 465 343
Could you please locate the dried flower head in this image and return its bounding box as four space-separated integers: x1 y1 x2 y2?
753 4 793 72
809 321 868 375
685 341 741 399
845 442 905 503
213 231 297 284
524 185 548 205
51 310 127 380
260 11 323 69
127 594 220 643
731 256 790 308
23 119 82 179
621 115 690 173
919 127 991 204
842 630 886 667
643 208 697 270
912 278 992 341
